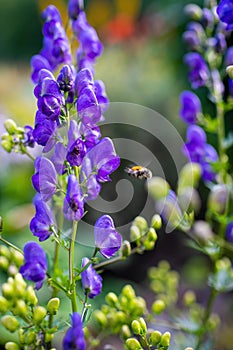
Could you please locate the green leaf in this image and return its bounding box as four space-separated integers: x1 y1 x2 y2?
200 114 219 133
208 269 233 292
175 314 200 334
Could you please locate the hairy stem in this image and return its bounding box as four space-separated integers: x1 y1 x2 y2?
69 220 78 312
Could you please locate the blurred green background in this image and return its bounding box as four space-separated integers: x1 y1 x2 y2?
0 0 232 349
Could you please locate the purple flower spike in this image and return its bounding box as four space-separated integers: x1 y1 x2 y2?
184 52 209 89
94 215 122 258
63 175 84 221
20 242 47 290
37 78 63 120
217 0 233 31
31 55 52 84
179 91 202 124
63 312 86 350
30 197 55 241
57 65 75 92
226 222 233 243
32 156 57 201
42 5 62 23
81 257 102 298
68 0 82 20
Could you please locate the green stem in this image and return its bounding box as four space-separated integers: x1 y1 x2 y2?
0 236 23 254
23 149 35 161
94 255 125 270
195 288 217 350
69 220 78 312
216 102 227 183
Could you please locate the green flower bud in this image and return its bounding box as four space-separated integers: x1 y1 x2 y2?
160 331 171 347
0 245 10 258
105 292 118 307
178 163 201 191
216 257 231 271
94 310 107 328
116 311 127 324
25 286 38 306
1 315 19 332
147 228 157 242
149 330 162 346
125 338 142 350
14 300 27 317
121 240 131 257
147 177 170 200
139 317 147 334
132 297 146 315
8 265 18 276
131 320 141 335
5 342 20 350
18 329 25 343
184 4 202 20
130 225 141 243
0 296 9 313
47 298 60 315
33 306 47 324
151 214 162 230
45 333 54 343
2 283 14 299
226 65 233 79
121 325 131 340
208 184 229 215
4 119 17 135
192 221 214 244
10 250 24 267
183 290 196 306
133 217 148 233
152 299 166 314
143 240 155 251
1 139 12 153
25 331 36 345
0 256 9 270
122 285 136 300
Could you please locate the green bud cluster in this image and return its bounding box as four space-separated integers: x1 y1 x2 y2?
1 119 28 154
130 216 160 252
0 245 24 276
94 284 147 337
0 270 60 348
125 317 171 350
148 261 179 306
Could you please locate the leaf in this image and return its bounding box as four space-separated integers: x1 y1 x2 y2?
201 114 219 133
175 314 200 334
208 269 233 292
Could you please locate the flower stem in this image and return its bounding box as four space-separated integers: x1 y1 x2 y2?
216 102 227 183
69 220 78 312
195 287 217 350
0 236 23 255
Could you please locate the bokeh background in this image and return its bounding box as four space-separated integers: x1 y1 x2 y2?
0 0 232 349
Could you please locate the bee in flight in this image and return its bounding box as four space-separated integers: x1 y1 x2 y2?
125 165 152 180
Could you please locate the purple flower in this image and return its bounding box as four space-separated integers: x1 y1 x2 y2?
77 86 101 126
30 197 55 241
23 125 35 147
94 80 109 113
79 123 101 150
217 0 233 31
63 175 84 221
20 242 47 290
33 112 57 147
68 0 82 20
81 257 102 298
31 55 52 84
226 222 233 243
184 52 209 89
225 47 233 66
32 156 57 201
42 5 62 23
94 215 122 258
66 120 86 166
63 312 86 350
156 190 182 230
51 142 67 174
179 91 202 124
57 65 75 92
75 68 94 95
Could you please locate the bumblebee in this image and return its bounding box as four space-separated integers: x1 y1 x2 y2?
125 165 152 180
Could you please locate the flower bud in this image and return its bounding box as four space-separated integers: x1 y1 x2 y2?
14 300 27 317
8 265 18 276
10 250 24 267
57 65 75 92
143 240 155 251
121 240 131 257
2 283 14 299
184 4 202 20
0 256 9 270
47 298 60 315
226 65 233 79
125 338 142 350
192 220 214 243
133 216 148 232
160 331 171 347
185 348 194 350
116 311 127 324
208 184 229 215
149 330 162 346
94 310 107 328
4 119 17 135
178 163 201 191
152 299 166 314
33 306 47 324
131 320 141 335
121 325 131 340
1 139 12 153
216 257 231 271
5 342 20 350
0 296 8 313
139 317 147 334
122 285 136 300
147 177 170 200
147 228 157 242
0 245 10 258
1 315 19 332
151 214 162 230
45 333 54 343
15 273 27 289
130 225 141 243
183 290 196 306
25 286 38 306
105 292 118 307
24 331 36 345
